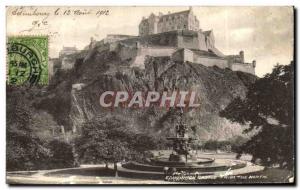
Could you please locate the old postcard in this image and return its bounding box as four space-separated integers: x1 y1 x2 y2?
6 6 294 184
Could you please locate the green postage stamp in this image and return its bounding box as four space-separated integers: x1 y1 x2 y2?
7 36 48 85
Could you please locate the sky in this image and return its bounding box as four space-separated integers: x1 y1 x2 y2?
6 6 294 77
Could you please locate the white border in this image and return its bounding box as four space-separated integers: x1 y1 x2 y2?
0 0 298 189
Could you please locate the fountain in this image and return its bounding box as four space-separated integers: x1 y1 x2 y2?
150 111 215 168
167 121 194 163
117 109 264 180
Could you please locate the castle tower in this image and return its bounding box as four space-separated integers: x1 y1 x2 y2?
139 8 200 36
148 13 159 34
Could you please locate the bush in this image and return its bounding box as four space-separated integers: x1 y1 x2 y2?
47 139 76 169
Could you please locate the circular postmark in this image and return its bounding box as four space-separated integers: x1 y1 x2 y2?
7 42 42 85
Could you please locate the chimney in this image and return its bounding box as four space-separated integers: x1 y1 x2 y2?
239 50 244 63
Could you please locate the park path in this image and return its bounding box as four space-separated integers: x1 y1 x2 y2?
6 164 175 184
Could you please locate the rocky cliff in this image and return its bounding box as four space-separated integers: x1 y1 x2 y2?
38 44 256 140
41 47 256 141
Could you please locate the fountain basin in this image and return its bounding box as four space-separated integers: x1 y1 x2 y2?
122 159 246 173
150 157 215 167
117 158 264 180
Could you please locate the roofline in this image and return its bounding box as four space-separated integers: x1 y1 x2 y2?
159 10 191 18
142 9 192 21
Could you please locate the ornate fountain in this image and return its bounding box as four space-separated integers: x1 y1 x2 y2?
117 109 263 180
167 117 195 163
149 109 213 167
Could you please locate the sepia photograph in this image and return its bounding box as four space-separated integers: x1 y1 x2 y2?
5 6 295 185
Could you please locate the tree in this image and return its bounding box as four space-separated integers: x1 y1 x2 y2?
230 135 248 153
76 115 129 165
6 87 51 171
7 86 74 171
220 62 294 169
133 134 157 152
76 114 159 171
48 139 75 169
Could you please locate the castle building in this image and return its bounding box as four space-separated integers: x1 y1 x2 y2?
139 7 199 36
135 8 256 75
76 8 256 75
59 46 78 58
59 46 78 70
138 8 220 58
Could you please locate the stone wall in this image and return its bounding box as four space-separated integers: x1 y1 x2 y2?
194 56 228 69
118 44 138 61
172 48 228 69
119 30 214 52
120 31 178 47
91 32 256 75
139 47 176 57
177 34 199 49
198 32 209 51
170 48 256 74
184 49 194 62
131 47 176 68
172 48 193 62
230 63 255 75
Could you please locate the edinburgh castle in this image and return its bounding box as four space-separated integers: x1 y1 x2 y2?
51 8 256 76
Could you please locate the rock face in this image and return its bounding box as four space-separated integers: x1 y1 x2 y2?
48 46 257 141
